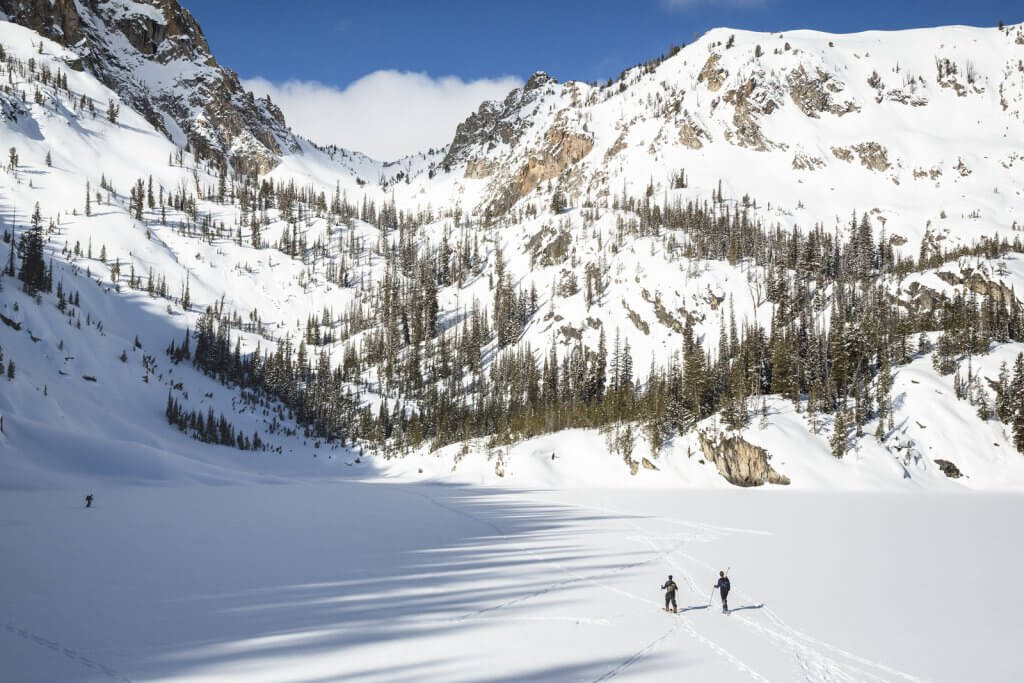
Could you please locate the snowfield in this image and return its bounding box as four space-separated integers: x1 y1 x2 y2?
2 480 1022 682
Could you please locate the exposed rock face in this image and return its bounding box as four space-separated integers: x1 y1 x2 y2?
934 459 962 478
904 281 945 313
936 269 1018 306
442 71 553 174
510 119 593 198
852 142 890 171
698 53 727 92
786 65 859 118
698 432 791 487
832 142 890 171
464 158 497 179
831 146 854 162
722 77 781 152
527 228 571 268
792 151 825 171
679 112 709 149
0 0 295 172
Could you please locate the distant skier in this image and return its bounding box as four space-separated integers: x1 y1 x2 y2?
714 571 730 612
85 494 93 509
661 575 678 613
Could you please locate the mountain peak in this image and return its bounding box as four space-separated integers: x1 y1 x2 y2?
0 0 295 173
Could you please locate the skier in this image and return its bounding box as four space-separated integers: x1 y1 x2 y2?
714 571 730 612
661 574 678 613
85 494 93 508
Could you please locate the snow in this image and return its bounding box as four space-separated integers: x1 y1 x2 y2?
1 482 1021 682
1 13 1024 681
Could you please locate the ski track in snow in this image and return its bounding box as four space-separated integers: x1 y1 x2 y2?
394 483 768 680
3 621 133 683
428 486 926 683
671 548 926 683
407 484 770 681
588 525 768 682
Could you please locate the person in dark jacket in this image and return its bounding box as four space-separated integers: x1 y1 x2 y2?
661 575 678 612
85 494 93 508
714 571 731 611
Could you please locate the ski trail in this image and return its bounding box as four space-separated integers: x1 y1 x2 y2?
3 621 133 682
402 485 769 681
389 485 917 683
673 549 926 683
753 607 927 683
585 526 769 682
592 620 685 682
652 537 866 683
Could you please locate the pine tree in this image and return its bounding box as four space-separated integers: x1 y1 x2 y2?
182 274 191 311
830 403 848 458
17 203 46 294
1011 354 1024 453
875 353 893 438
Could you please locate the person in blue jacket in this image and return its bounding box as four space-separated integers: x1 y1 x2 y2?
714 571 731 611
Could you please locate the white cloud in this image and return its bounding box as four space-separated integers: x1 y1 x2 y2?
243 71 523 161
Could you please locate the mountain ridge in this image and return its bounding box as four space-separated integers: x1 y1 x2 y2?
0 0 298 172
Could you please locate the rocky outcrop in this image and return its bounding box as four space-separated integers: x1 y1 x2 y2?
527 228 572 268
904 281 945 312
831 142 890 171
831 146 854 162
935 269 1018 306
934 459 962 478
679 112 709 149
0 0 294 173
792 151 825 171
443 71 552 173
853 142 890 171
464 158 498 179
509 116 593 199
722 76 782 151
698 432 790 487
698 53 728 92
786 65 859 118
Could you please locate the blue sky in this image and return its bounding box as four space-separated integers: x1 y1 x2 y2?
184 0 1022 160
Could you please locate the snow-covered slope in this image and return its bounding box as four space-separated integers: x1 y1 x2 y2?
0 0 300 172
431 25 1024 255
2 10 1024 492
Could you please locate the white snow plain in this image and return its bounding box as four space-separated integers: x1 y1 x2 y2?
1 479 1021 682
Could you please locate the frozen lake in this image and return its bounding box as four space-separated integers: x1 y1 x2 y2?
2 483 1021 682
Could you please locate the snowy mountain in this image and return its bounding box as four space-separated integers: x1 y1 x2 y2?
2 2 1024 493
0 0 298 172
437 24 1024 245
